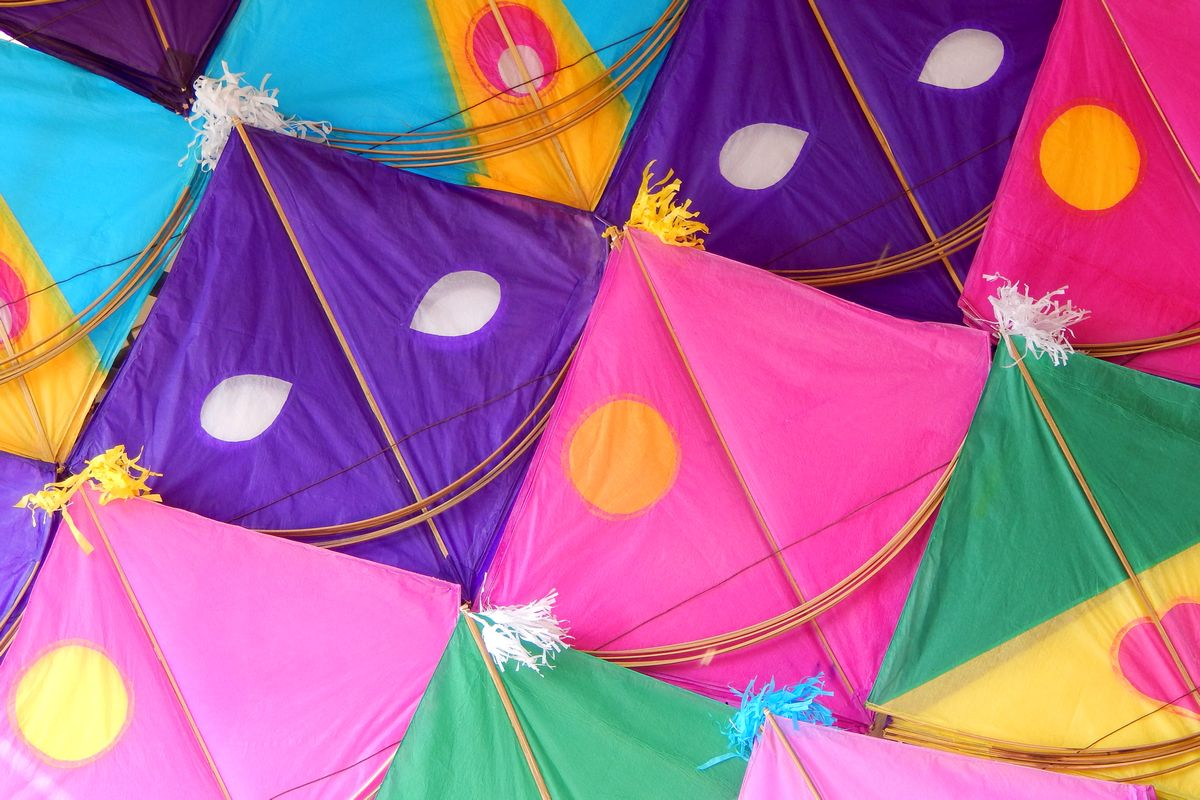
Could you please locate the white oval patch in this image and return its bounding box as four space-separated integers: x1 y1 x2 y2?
497 45 545 95
919 28 1004 90
200 374 292 442
718 123 809 190
411 270 502 337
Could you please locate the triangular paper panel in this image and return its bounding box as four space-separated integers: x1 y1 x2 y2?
0 43 195 461
209 0 672 206
0 489 459 798
482 230 990 728
871 341 1200 796
599 0 1057 322
379 616 745 798
0 0 238 110
74 127 605 594
740 719 1155 799
962 0 1200 384
0 453 52 652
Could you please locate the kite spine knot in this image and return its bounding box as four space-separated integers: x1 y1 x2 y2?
984 273 1090 366
470 590 570 674
182 61 332 171
15 445 162 555
626 161 709 250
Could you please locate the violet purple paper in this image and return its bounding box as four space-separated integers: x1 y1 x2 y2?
0 452 52 649
73 128 606 596
599 0 1059 323
0 0 239 110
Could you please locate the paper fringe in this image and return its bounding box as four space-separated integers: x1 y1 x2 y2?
699 676 834 769
984 274 1089 366
15 445 162 554
625 161 709 249
181 61 332 171
470 590 570 674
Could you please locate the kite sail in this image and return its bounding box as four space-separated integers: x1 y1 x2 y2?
871 338 1200 797
740 717 1156 799
0 42 195 463
0 482 459 798
74 126 606 593
962 0 1200 385
378 614 746 798
598 0 1059 322
0 452 52 655
480 228 990 727
0 0 238 110
208 0 677 207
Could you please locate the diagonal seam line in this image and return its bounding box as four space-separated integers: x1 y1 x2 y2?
803 0 963 295
81 491 232 799
1005 335 1200 709
625 232 858 699
766 712 824 799
463 611 552 799
234 122 451 559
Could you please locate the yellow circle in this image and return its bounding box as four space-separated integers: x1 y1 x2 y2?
567 398 680 517
13 644 129 763
1039 104 1140 210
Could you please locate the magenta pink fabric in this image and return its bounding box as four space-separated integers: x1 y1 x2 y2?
0 489 460 799
740 721 1156 799
963 0 1200 384
482 231 990 727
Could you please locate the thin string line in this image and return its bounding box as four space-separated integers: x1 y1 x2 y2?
229 367 559 521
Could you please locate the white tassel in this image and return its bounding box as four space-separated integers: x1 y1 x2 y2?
471 590 570 673
984 274 1089 366
181 61 332 171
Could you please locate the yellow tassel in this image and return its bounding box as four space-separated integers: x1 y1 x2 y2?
15 445 162 554
624 161 709 249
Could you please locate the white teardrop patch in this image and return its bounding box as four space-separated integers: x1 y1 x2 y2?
718 123 809 190
200 374 292 442
497 45 546 95
919 28 1004 90
411 270 502 337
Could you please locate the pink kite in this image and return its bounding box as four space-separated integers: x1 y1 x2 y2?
963 0 1200 384
481 229 990 728
0 486 459 798
741 719 1156 799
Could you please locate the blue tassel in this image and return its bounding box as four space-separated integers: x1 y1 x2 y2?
698 675 834 770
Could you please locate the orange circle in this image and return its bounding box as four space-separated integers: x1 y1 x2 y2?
566 398 679 517
1039 104 1139 210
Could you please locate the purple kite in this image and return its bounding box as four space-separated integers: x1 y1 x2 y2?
599 0 1059 323
0 0 239 110
73 126 606 595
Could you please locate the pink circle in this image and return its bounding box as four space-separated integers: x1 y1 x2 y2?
0 258 29 341
469 3 558 98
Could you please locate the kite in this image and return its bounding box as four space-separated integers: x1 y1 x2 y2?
0 457 460 798
871 337 1200 798
740 716 1156 799
378 613 746 799
0 41 195 463
480 225 991 728
0 0 238 110
74 126 606 594
598 0 1059 322
206 0 678 207
0 452 52 655
962 0 1200 385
